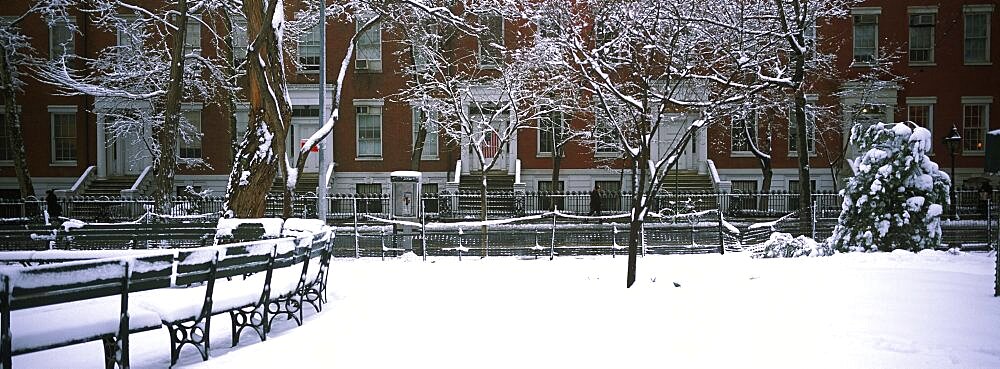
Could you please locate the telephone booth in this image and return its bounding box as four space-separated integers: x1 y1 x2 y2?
390 171 422 250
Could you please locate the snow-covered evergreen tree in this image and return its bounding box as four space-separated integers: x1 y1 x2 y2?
829 122 950 252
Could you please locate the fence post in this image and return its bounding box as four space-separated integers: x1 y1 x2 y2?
421 210 427 262
718 209 725 255
353 196 360 259
550 206 556 260
640 220 646 257
811 196 817 240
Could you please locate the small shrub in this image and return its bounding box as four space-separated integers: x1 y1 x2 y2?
754 232 834 258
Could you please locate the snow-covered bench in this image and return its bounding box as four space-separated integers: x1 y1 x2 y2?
55 222 217 249
0 252 176 369
131 224 334 365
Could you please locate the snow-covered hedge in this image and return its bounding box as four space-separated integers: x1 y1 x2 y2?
753 233 833 258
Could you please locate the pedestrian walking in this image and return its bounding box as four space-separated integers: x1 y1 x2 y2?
589 185 603 220
45 189 62 223
979 181 993 217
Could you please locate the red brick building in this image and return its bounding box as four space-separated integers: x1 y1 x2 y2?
1 0 996 198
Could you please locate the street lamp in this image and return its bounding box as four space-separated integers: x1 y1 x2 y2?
943 125 962 218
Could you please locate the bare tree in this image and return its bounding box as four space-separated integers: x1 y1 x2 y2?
36 0 232 211
0 10 37 198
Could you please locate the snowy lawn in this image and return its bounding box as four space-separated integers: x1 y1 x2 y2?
14 250 1000 368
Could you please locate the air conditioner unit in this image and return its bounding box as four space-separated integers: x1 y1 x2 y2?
356 59 369 70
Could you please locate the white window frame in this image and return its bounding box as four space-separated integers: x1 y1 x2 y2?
537 109 565 157
49 20 75 58
178 108 203 159
411 19 438 70
49 105 77 165
355 16 382 72
231 17 248 65
412 106 439 160
788 96 817 157
731 112 757 157
117 15 141 51
593 103 623 157
961 96 992 155
851 8 881 66
963 5 993 65
299 23 321 72
907 7 937 65
184 18 201 55
906 97 936 153
478 11 504 68
355 100 384 159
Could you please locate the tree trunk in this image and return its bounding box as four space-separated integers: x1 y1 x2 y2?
480 173 488 257
759 158 772 211
0 43 33 199
411 122 428 171
627 152 647 288
156 0 188 213
549 150 562 211
226 0 293 218
794 89 812 234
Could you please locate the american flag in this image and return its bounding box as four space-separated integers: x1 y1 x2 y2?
483 132 502 158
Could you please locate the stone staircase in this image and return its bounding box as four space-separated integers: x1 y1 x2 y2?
270 172 321 197
82 176 138 197
657 170 714 193
457 171 517 216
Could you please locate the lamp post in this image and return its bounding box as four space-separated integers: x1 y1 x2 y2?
943 125 962 218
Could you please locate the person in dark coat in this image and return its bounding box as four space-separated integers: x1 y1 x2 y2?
589 185 603 219
979 181 994 217
45 189 62 221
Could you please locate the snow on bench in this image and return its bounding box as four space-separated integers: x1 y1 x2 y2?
0 252 176 369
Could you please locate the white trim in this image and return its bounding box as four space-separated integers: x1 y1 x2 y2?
963 9 992 65
851 7 882 15
353 99 385 106
961 96 994 104
908 6 938 14
963 4 995 13
50 110 77 165
48 20 75 58
355 103 383 159
906 96 938 104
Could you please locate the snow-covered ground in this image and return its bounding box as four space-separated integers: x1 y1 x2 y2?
15 250 1000 368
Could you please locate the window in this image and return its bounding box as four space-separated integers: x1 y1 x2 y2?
298 24 321 72
962 100 990 154
50 21 74 58
356 183 383 213
595 180 621 212
538 109 564 155
852 10 879 64
412 107 439 159
538 180 564 210
906 97 935 151
594 104 622 156
964 6 992 64
355 16 382 71
235 105 249 144
422 183 439 213
478 12 503 67
179 110 202 159
292 105 320 117
908 12 935 64
787 180 817 211
0 112 11 162
356 104 382 158
731 113 757 154
731 180 758 212
788 102 815 155
184 19 201 55
231 17 248 64
51 110 76 163
117 16 141 51
412 19 438 69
